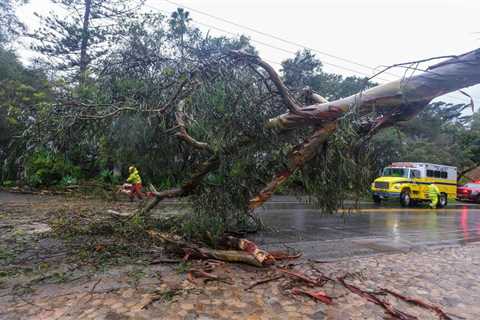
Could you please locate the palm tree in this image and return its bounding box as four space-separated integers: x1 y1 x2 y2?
169 8 191 58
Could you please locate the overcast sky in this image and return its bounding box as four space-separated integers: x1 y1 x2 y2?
17 0 480 105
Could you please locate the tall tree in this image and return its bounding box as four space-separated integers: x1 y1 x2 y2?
0 0 26 45
30 0 144 83
169 8 191 59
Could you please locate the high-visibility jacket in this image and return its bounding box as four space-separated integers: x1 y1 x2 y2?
127 168 142 184
428 184 440 198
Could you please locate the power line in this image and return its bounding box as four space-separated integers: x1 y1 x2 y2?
144 2 470 103
144 3 392 82
158 0 404 80
191 19 394 82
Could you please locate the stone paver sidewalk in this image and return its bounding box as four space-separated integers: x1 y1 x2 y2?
1 243 479 320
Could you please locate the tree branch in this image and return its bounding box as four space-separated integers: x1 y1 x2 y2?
249 122 337 209
266 48 480 130
140 137 254 216
229 50 307 116
174 100 214 153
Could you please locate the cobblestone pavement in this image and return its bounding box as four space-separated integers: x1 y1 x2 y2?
1 243 479 320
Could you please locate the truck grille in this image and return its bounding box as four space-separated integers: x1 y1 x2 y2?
374 182 389 189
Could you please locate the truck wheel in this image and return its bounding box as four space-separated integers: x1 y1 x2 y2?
400 190 411 207
372 195 381 204
437 193 448 208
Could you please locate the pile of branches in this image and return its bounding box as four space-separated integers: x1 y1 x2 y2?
149 229 454 320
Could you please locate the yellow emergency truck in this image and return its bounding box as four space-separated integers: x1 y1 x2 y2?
371 162 457 208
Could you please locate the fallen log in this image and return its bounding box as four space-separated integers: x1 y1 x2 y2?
245 48 480 209
148 230 274 267
219 235 275 265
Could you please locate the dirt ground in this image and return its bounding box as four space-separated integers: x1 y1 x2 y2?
1 192 479 320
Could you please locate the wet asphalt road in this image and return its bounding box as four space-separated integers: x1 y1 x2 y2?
251 197 480 260
2 191 480 261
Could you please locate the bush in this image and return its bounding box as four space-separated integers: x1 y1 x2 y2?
59 175 78 187
1 180 15 187
25 151 81 187
98 169 120 184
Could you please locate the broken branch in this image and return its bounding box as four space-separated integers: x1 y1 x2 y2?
291 288 333 305
175 99 214 153
245 275 284 291
338 276 417 320
380 288 453 320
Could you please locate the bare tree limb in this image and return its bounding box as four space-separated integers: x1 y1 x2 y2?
229 50 309 117
174 99 214 153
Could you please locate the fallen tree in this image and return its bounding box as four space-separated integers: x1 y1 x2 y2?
243 48 480 208
141 48 480 213
33 15 480 237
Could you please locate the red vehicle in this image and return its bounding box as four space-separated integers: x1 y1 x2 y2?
457 181 480 202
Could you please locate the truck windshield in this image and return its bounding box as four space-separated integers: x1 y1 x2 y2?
382 168 408 177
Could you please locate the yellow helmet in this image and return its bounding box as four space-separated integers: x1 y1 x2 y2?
129 166 135 173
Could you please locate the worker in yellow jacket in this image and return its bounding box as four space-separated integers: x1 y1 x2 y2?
428 183 440 208
126 166 144 201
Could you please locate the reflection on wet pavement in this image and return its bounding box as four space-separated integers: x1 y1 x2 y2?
251 199 480 260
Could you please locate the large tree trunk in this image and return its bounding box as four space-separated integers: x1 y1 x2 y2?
79 0 92 84
265 49 480 130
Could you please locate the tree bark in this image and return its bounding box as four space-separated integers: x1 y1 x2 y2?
249 123 337 209
79 0 92 84
264 49 480 130
175 100 213 153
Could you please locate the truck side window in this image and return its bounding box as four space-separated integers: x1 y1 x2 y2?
410 170 420 178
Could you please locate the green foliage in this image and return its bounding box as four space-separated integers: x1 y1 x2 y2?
0 47 51 183
25 151 81 187
30 0 145 79
371 102 480 177
2 180 15 187
0 0 26 45
60 175 78 187
98 169 120 184
302 109 375 212
181 211 226 247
